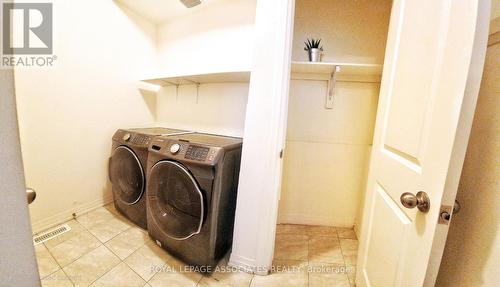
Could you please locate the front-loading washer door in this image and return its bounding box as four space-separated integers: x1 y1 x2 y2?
109 146 145 205
148 160 204 240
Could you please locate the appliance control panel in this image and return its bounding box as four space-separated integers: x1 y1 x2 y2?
185 145 209 161
149 138 220 164
113 130 151 146
131 134 151 145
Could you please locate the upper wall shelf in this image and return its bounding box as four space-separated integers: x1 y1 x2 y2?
142 71 251 87
139 62 381 94
291 61 383 83
291 61 383 109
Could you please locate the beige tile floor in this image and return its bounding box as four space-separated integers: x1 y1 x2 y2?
35 205 358 287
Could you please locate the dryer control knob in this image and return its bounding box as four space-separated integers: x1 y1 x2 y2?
170 143 181 154
123 133 131 141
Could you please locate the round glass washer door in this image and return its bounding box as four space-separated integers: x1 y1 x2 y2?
148 160 204 240
109 146 145 205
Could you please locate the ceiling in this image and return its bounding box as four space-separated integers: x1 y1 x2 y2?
116 0 219 24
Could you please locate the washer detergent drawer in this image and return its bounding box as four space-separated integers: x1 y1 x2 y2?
148 160 205 240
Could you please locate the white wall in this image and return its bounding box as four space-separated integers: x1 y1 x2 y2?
277 0 391 228
156 84 249 137
15 0 158 232
292 0 391 64
278 81 378 227
154 0 256 137
154 0 256 77
435 14 500 287
492 0 500 19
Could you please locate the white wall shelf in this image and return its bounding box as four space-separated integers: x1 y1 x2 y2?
142 71 251 88
291 61 383 109
291 61 383 83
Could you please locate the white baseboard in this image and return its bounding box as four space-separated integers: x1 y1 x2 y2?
228 253 270 276
278 212 354 228
228 253 276 276
31 194 114 234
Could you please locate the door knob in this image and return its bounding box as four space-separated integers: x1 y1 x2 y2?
400 191 430 213
26 188 36 204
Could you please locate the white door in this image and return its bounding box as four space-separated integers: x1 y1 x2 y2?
356 1 490 287
0 69 40 286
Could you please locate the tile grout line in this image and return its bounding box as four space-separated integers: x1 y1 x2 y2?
123 247 146 281
123 242 159 284
116 242 150 285
42 220 87 251
337 233 356 287
59 268 76 287
43 206 185 285
105 234 147 262
89 244 124 286
76 205 136 246
276 225 356 287
193 274 204 287
81 216 135 244
78 209 148 286
72 227 128 285
45 207 130 286
40 244 75 286
84 247 122 287
248 274 255 287
45 243 76 287
100 224 134 245
60 231 103 268
38 207 121 285
46 219 357 286
51 240 103 285
46 229 102 273
338 227 358 287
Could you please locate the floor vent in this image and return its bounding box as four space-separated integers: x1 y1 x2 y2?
33 224 71 245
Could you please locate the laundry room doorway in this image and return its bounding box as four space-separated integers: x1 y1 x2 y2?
230 0 491 286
